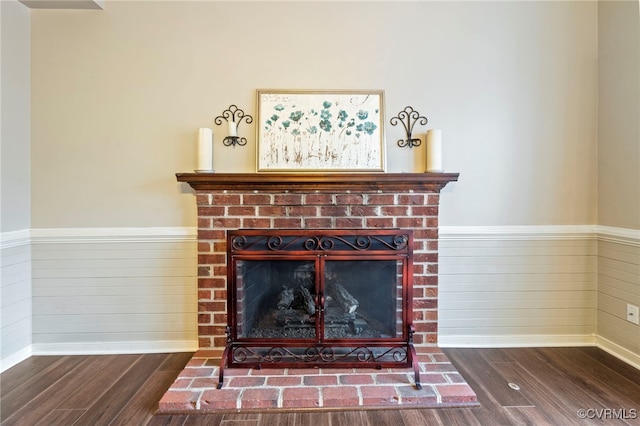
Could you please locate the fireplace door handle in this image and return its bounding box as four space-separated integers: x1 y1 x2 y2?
318 292 324 313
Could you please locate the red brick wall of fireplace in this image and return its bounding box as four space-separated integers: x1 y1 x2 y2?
195 190 441 349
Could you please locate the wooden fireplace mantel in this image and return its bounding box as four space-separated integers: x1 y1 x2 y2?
176 172 459 192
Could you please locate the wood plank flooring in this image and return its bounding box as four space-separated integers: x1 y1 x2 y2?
2 347 639 425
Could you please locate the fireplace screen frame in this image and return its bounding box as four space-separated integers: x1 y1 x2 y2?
218 228 422 389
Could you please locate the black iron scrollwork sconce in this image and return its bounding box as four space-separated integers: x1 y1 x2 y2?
390 106 428 148
214 105 253 147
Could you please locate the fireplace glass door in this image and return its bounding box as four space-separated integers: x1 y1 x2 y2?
234 258 318 340
225 229 414 372
233 257 405 342
323 259 403 340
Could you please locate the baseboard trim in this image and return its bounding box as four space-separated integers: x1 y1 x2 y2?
2 340 199 372
438 334 598 348
596 336 640 370
0 346 33 373
31 340 198 356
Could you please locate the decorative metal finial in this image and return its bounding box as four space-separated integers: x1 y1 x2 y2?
214 105 253 147
390 106 428 148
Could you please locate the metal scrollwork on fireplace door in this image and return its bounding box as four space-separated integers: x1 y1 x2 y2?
229 233 410 253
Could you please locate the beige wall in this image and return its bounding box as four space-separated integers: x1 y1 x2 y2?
597 0 640 230
1 0 31 232
30 1 598 228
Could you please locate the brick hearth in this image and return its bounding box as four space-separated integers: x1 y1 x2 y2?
158 347 478 412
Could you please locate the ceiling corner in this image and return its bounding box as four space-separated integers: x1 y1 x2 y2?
18 0 105 10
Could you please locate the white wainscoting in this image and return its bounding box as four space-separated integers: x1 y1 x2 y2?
0 230 32 372
29 227 198 356
439 225 640 369
438 226 598 346
596 226 640 368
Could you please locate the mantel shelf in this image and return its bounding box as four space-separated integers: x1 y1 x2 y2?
176 172 459 192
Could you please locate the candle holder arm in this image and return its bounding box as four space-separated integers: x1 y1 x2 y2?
214 105 253 147
390 106 428 148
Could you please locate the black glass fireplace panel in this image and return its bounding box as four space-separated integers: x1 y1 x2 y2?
235 259 317 339
234 256 405 341
323 259 403 340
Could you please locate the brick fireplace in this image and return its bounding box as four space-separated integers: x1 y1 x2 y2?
175 172 459 351
160 172 478 413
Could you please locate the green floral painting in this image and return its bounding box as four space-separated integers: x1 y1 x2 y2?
257 90 385 171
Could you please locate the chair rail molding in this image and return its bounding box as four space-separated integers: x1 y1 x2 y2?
439 225 597 241
0 229 31 249
596 225 640 246
29 227 197 244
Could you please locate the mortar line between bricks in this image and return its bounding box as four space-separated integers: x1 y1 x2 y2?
433 385 442 404
277 386 283 408
404 372 413 386
318 386 324 407
195 389 204 410
237 387 245 409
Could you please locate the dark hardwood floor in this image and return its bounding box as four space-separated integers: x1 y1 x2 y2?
2 347 639 425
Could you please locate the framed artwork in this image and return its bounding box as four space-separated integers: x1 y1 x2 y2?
256 89 386 172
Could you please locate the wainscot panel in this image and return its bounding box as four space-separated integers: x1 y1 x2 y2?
1 230 32 372
438 226 598 347
30 228 198 354
596 228 640 367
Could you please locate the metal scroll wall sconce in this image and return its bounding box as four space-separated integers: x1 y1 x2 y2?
390 106 428 148
215 105 253 147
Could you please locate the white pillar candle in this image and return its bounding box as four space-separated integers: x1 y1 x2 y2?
196 127 213 171
426 129 443 172
228 120 238 137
